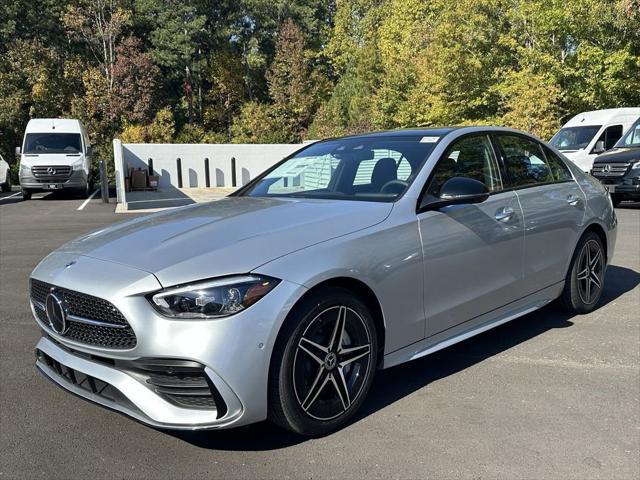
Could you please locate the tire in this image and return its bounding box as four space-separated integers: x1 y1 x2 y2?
610 194 622 207
79 182 91 199
21 189 32 200
561 231 606 314
268 287 378 436
1 172 10 192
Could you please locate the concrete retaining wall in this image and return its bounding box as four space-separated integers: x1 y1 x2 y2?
114 141 307 210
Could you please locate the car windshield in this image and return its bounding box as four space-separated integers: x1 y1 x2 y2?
550 126 601 150
24 133 82 154
240 136 441 202
614 121 640 148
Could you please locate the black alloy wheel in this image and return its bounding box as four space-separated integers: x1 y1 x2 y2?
269 287 378 436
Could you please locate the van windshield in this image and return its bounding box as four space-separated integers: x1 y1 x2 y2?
24 133 82 154
614 121 640 148
550 126 601 151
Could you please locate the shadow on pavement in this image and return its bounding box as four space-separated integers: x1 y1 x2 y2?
170 264 639 451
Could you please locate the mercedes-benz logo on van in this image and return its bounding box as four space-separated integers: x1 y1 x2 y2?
46 167 56 175
602 164 612 173
45 291 68 335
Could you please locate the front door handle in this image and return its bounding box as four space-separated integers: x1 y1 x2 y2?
495 206 515 222
567 194 580 206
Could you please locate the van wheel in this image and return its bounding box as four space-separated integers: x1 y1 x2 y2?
1 172 10 192
268 287 378 436
79 183 91 199
561 231 606 314
21 189 32 200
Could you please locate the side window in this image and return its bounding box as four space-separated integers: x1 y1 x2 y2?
543 147 573 182
596 125 624 150
426 135 502 196
496 135 554 187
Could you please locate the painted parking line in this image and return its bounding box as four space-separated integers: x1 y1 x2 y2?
0 191 21 201
77 189 100 211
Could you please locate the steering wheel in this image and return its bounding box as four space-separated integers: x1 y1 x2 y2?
380 179 409 194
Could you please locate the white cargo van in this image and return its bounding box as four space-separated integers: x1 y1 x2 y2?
16 118 93 200
549 108 640 172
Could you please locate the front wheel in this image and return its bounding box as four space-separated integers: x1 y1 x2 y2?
79 182 91 199
269 287 378 436
21 189 32 200
561 232 606 314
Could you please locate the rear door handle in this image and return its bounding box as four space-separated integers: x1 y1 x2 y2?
495 206 515 222
567 194 580 206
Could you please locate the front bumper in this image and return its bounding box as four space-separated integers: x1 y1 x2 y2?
30 253 306 430
593 175 640 197
20 169 87 191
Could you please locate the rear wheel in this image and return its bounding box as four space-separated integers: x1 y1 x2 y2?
21 189 32 200
561 231 606 313
269 287 378 436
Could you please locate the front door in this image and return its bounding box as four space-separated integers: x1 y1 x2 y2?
418 134 525 338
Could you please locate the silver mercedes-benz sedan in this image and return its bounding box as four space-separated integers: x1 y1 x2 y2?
30 127 617 436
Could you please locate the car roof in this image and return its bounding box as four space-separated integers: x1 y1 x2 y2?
320 125 545 142
328 127 460 141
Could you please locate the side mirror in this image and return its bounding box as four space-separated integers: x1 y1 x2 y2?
420 176 490 211
593 140 605 154
15 146 21 156
86 146 93 156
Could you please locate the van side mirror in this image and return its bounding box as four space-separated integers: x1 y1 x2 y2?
593 140 605 154
420 177 490 211
86 146 93 156
15 146 21 155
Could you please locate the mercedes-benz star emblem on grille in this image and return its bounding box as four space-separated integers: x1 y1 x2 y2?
46 167 56 175
602 164 612 173
45 291 68 335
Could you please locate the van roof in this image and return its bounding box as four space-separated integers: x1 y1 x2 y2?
25 118 83 134
563 108 640 127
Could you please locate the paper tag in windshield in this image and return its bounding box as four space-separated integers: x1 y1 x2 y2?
420 136 440 143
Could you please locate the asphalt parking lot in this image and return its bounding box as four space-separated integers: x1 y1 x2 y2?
1 189 638 480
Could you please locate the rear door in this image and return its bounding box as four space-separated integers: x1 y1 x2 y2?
418 133 525 337
493 134 585 294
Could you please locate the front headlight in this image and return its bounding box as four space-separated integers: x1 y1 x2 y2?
19 163 31 175
72 159 84 171
148 275 280 319
631 160 640 170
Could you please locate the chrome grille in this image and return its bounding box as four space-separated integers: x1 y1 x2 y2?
30 279 137 349
31 165 72 181
591 163 631 178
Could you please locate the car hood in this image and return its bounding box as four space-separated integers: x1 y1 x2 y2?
55 196 393 287
593 147 640 164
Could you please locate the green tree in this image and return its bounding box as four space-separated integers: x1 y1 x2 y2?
495 68 562 138
62 0 131 94
230 102 289 143
110 37 160 123
266 19 327 141
135 0 207 123
203 51 246 134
